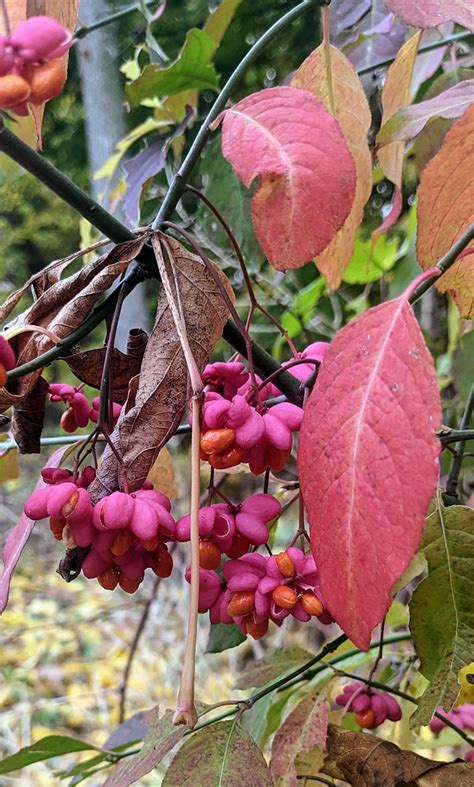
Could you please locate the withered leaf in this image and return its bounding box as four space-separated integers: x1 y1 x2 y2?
11 376 49 453
0 238 109 325
322 724 474 786
89 232 233 499
0 237 146 413
65 347 144 404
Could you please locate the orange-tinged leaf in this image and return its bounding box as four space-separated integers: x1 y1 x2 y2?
417 104 474 318
218 86 356 270
292 45 372 289
376 31 421 233
147 447 177 500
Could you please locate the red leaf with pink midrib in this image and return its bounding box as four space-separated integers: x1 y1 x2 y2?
219 86 356 271
298 294 441 649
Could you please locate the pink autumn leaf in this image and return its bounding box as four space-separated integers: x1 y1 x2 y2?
217 86 356 270
0 447 68 613
384 0 474 33
298 278 441 650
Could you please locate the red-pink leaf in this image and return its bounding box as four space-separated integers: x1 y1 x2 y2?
218 86 356 270
384 0 474 33
0 447 67 612
298 287 441 650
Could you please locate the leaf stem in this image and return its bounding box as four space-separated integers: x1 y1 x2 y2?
357 30 473 76
75 0 158 38
174 396 201 728
445 384 474 498
409 223 474 304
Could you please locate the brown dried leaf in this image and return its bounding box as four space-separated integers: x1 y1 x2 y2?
65 347 143 404
271 691 329 787
11 376 49 453
147 447 177 500
0 238 145 413
89 232 233 499
292 44 372 289
417 105 474 318
322 724 474 786
0 239 109 325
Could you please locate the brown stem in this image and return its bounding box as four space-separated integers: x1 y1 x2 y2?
174 396 201 728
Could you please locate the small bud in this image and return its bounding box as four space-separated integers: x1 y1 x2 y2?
355 708 377 729
97 568 118 591
272 585 298 609
200 428 236 455
227 591 255 616
209 445 247 469
118 574 141 594
245 618 268 640
275 551 295 578
300 591 324 617
27 58 67 103
199 539 221 570
0 74 31 108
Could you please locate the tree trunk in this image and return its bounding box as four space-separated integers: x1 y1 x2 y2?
77 0 149 349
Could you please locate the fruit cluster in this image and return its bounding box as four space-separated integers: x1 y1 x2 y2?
49 383 122 433
0 16 72 115
23 350 331 641
198 341 327 473
429 703 474 734
25 473 175 593
335 683 402 728
185 546 332 639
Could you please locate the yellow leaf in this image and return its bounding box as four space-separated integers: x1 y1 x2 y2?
0 437 18 485
292 45 372 289
455 661 474 705
147 447 177 500
378 31 421 189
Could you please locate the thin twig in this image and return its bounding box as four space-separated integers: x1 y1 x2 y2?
357 30 472 76
0 0 11 36
446 384 474 498
409 223 474 304
75 0 158 38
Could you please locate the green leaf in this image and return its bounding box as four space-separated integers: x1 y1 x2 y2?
0 736 100 775
162 721 272 786
342 234 398 285
409 503 474 725
103 708 185 786
234 647 314 690
197 137 261 261
127 29 219 107
452 330 474 401
204 0 242 49
206 623 246 653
